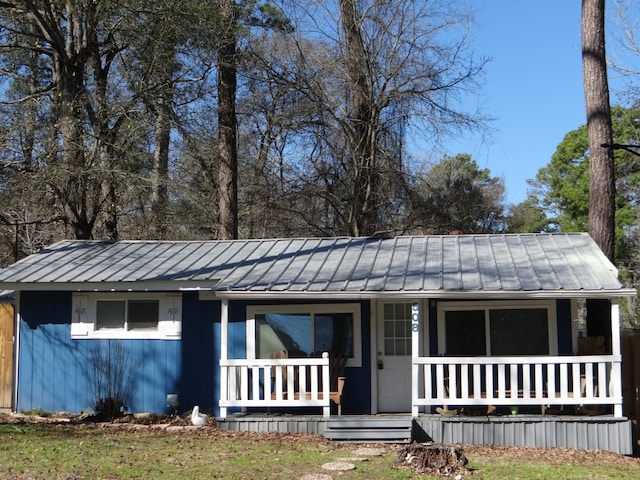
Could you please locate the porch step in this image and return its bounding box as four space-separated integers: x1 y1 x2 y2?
323 417 413 443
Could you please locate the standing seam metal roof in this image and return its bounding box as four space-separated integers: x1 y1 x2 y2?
0 233 632 296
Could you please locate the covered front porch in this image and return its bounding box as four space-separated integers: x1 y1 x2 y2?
218 298 625 419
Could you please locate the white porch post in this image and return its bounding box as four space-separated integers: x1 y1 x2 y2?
610 299 623 417
411 301 420 417
219 298 229 419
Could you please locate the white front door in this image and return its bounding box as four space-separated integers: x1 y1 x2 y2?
376 302 413 412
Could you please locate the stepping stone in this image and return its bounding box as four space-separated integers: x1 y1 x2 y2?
336 456 368 462
322 461 355 472
353 447 386 457
299 474 332 480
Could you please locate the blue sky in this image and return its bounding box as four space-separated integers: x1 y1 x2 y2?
441 1 636 206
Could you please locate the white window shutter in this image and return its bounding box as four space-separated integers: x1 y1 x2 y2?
71 293 91 337
159 293 182 337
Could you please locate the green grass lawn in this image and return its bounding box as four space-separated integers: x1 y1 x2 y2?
0 421 638 479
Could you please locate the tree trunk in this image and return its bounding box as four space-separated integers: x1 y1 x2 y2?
151 90 171 239
582 0 615 260
340 0 377 237
217 0 238 240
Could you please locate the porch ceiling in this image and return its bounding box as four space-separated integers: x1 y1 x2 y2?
0 233 634 298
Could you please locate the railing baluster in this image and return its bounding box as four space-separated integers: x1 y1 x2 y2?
583 363 594 399
486 364 494 402
436 364 445 400
310 363 319 398
572 362 582 399
523 364 531 399
497 364 506 399
559 363 568 400
547 363 556 401
424 364 433 401
473 363 481 400
240 366 249 401
598 361 607 399
229 366 238 401
534 363 543 399
509 364 518 398
449 364 457 400
461 363 469 400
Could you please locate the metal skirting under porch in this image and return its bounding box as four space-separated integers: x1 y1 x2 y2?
414 414 634 456
216 414 413 443
216 413 633 455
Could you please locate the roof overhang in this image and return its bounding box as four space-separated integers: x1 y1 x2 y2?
0 280 220 292
4 281 635 300
211 288 638 301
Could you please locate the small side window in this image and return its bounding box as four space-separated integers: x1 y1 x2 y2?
72 293 180 340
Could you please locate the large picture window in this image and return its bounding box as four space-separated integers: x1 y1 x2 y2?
247 304 362 367
71 293 182 339
437 301 556 356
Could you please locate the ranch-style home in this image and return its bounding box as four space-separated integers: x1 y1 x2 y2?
0 233 635 454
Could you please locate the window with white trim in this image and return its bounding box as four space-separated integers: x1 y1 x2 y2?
247 304 362 367
71 292 182 339
437 301 557 356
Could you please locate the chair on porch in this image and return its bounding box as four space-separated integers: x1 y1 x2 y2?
327 352 347 415
306 351 347 415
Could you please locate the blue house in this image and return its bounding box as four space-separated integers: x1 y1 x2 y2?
0 233 635 453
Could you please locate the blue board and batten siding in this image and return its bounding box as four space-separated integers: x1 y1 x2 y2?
16 292 371 416
18 291 226 415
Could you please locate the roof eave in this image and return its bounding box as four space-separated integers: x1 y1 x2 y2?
212 288 637 300
0 280 219 292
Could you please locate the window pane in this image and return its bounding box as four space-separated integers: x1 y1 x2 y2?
127 300 159 331
384 339 394 355
444 310 486 355
315 313 354 357
258 313 311 358
96 301 125 330
384 320 394 337
489 308 549 355
254 310 356 360
394 320 406 337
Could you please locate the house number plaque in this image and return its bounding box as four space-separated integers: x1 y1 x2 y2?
411 302 419 332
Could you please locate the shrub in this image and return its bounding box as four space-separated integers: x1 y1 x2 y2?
85 341 135 420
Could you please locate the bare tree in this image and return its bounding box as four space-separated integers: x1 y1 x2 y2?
609 0 640 101
265 0 489 237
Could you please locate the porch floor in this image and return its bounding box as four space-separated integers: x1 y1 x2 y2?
216 412 633 455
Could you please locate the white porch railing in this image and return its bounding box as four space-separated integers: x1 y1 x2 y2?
413 354 623 417
219 352 332 418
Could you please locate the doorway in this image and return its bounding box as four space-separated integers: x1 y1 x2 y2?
376 302 415 412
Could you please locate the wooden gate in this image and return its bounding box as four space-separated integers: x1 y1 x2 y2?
0 303 14 410
622 336 640 422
